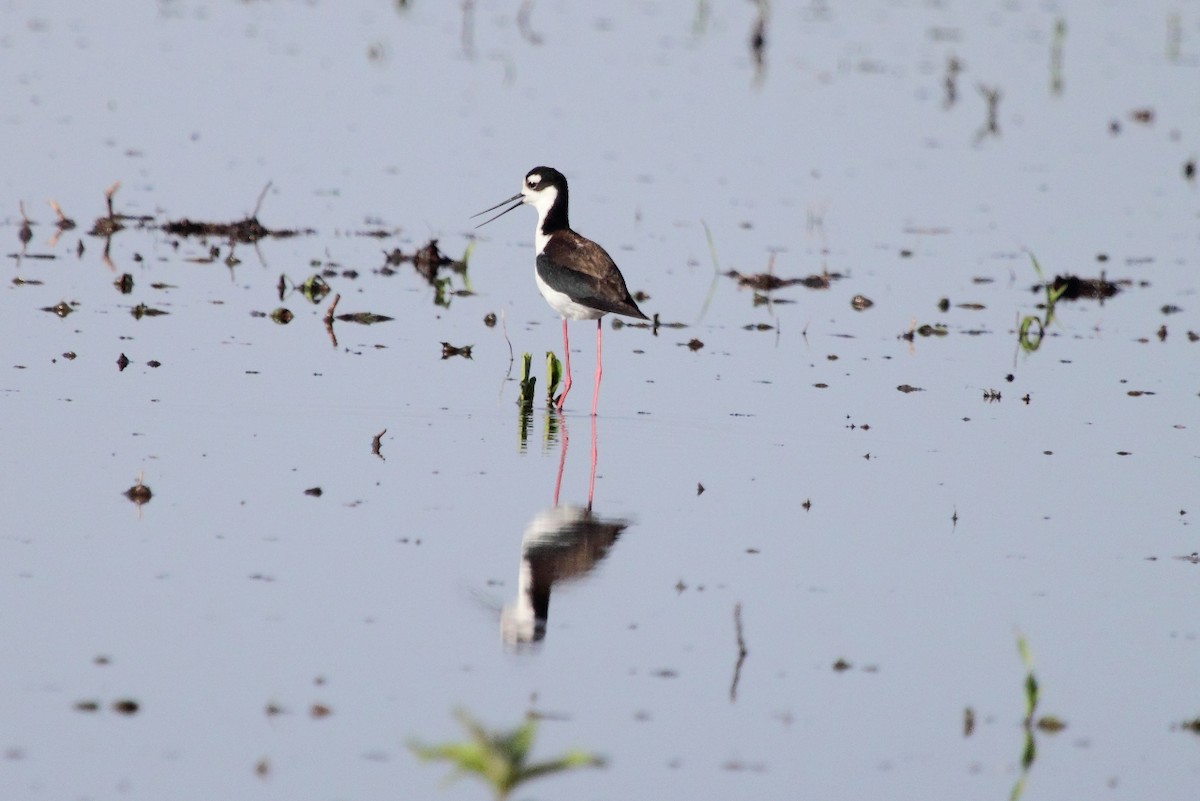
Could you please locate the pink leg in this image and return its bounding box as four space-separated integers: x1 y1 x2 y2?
556 318 572 410
553 411 568 506
587 409 597 510
591 319 603 418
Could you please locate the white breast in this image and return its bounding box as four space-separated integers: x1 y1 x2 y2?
534 268 605 320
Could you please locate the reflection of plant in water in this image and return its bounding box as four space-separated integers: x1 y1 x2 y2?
409 709 604 800
1009 631 1066 801
1017 254 1068 353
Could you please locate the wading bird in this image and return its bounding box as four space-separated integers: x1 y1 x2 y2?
475 167 647 415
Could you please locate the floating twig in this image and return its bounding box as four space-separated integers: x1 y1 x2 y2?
323 293 340 347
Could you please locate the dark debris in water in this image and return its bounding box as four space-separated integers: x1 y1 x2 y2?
1042 274 1122 300
162 183 310 243
112 699 140 715
42 301 75 317
162 216 309 243
124 479 152 505
896 384 924 393
131 303 168 319
382 239 465 283
89 182 154 237
726 269 843 291
900 323 947 341
337 311 393 325
441 342 473 360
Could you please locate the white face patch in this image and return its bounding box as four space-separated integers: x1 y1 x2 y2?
525 184 558 222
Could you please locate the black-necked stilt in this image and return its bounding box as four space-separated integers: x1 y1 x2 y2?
501 503 627 645
475 166 648 415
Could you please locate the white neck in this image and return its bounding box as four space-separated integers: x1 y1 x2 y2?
524 185 559 254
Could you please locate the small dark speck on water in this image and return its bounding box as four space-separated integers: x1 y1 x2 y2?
832 658 852 672
304 487 323 497
896 384 924 393
697 483 705 495
112 699 139 715
124 482 152 505
74 700 100 712
1116 451 1132 456
116 353 130 371
686 338 703 351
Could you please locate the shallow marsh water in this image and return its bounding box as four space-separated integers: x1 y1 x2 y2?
1 1 1199 799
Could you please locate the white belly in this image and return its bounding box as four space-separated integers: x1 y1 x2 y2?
535 268 605 320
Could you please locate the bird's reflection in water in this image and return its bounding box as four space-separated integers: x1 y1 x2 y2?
502 412 628 647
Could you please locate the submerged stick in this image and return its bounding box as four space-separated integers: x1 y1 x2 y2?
729 602 749 702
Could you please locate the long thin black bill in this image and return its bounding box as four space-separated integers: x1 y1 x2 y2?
472 194 523 228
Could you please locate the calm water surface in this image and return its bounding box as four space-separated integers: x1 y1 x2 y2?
1 1 1198 799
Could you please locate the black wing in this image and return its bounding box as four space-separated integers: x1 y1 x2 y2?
537 232 648 320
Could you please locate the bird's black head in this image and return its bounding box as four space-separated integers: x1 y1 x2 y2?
524 166 567 192
523 167 569 232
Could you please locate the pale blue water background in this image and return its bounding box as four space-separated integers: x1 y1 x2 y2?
1 1 1198 799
